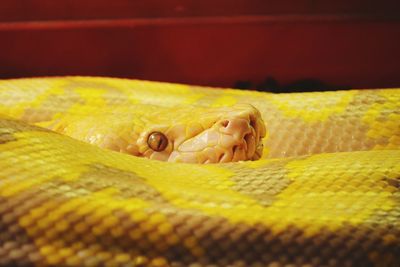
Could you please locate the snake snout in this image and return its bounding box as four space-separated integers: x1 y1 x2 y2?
168 104 265 164
216 105 266 162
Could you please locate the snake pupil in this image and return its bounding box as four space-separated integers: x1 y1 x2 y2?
147 132 168 152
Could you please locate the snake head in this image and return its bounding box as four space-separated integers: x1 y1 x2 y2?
137 104 266 163
58 103 266 164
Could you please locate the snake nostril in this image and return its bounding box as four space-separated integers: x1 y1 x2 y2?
221 120 229 128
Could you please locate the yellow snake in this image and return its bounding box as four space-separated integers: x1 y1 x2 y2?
0 76 399 266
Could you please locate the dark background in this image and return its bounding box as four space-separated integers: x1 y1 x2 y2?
0 0 399 92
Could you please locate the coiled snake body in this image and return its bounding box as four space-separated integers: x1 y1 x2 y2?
0 77 399 266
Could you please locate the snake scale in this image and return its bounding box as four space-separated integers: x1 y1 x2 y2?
0 77 399 266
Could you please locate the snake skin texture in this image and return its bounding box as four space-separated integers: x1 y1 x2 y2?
0 77 399 266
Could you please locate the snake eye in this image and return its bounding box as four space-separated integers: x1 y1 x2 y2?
147 132 168 152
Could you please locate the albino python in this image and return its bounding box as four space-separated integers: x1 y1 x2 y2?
0 76 399 266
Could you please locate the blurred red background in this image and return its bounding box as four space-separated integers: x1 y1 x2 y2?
0 0 399 90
